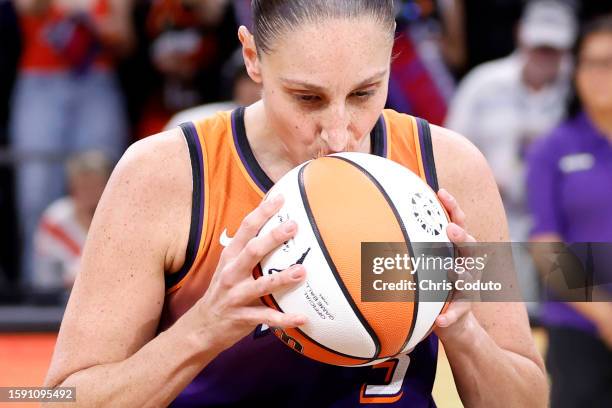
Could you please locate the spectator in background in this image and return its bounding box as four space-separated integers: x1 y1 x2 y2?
164 49 261 129
33 151 112 304
10 0 133 285
527 15 612 408
136 0 239 137
445 0 577 243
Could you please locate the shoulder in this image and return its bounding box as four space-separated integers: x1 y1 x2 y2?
102 128 193 270
115 128 191 192
40 197 76 224
431 124 490 187
466 55 518 82
456 55 519 93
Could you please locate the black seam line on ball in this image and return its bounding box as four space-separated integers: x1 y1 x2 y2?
330 156 419 358
261 283 373 363
298 162 381 361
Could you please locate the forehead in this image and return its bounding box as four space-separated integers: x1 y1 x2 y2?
581 32 612 57
260 17 393 88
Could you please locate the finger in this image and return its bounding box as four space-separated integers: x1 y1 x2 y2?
236 305 308 328
446 223 479 282
232 219 298 275
227 194 285 254
435 301 470 328
232 264 306 303
438 189 467 228
446 223 477 244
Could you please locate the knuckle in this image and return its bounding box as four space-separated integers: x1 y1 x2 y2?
244 241 263 259
257 274 275 295
218 269 235 289
241 216 257 233
265 311 283 327
234 309 251 325
261 199 277 216
271 225 288 241
226 291 242 307
267 273 278 286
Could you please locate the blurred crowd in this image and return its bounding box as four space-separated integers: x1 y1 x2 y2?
1 0 612 405
0 0 609 296
0 0 609 291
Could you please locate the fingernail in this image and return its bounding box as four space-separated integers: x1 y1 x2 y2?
295 315 308 325
271 193 283 204
447 223 461 237
290 265 305 279
283 220 297 233
265 192 280 205
437 316 448 327
438 189 449 199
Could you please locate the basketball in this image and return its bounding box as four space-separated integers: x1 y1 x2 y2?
257 152 453 366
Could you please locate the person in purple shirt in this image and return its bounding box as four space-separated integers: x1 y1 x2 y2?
527 14 612 408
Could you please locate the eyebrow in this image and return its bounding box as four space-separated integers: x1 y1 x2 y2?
280 69 388 93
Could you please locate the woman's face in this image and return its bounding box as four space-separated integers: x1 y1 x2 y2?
576 32 612 113
250 17 393 163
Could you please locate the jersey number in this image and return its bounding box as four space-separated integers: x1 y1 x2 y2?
255 324 412 404
360 354 411 404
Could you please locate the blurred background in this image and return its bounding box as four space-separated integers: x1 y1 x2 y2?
1 0 612 407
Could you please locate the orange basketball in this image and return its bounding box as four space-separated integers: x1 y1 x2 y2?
258 152 453 366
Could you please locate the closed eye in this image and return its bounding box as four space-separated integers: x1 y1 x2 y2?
350 89 376 99
297 94 321 102
293 93 324 106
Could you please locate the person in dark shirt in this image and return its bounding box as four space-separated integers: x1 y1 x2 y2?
527 14 612 408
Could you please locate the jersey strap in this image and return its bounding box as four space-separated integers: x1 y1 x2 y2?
415 118 439 192
165 122 206 291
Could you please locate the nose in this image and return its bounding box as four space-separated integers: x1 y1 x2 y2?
321 127 350 153
320 106 350 153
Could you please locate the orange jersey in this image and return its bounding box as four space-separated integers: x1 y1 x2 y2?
161 108 441 407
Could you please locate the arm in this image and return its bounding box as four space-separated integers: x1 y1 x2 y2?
44 131 204 407
525 140 612 347
530 236 612 349
432 125 548 408
44 130 307 406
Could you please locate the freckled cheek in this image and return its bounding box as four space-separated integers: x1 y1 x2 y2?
269 105 318 147
348 99 386 141
288 122 319 147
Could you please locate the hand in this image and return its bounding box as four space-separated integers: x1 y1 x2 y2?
434 188 478 342
578 302 612 350
597 319 612 350
192 194 308 353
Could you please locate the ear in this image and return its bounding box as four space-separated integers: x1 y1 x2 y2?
239 26 262 84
